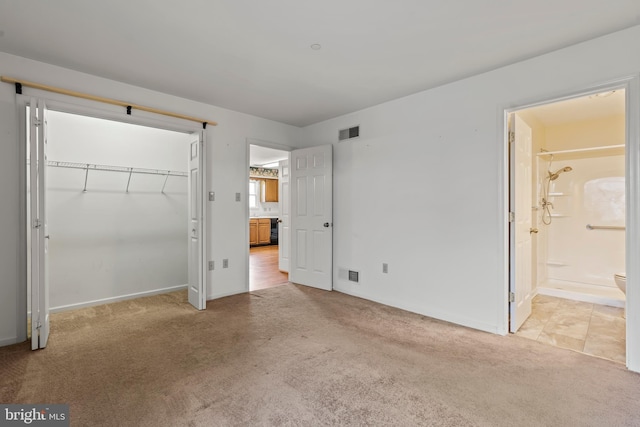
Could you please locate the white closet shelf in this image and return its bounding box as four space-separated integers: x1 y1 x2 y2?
47 160 187 193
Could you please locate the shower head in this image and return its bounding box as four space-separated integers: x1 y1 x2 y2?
548 166 573 181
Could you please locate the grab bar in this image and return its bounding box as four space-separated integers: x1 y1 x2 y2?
586 224 625 230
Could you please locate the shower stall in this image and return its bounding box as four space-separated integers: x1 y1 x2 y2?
535 145 626 306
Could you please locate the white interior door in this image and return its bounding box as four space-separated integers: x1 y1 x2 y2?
188 132 206 310
278 158 290 273
30 99 50 350
289 145 333 290
510 114 534 332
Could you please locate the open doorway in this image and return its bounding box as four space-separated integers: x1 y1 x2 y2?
248 144 290 291
508 88 627 363
26 105 204 347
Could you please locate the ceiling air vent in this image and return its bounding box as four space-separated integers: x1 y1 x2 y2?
339 125 360 141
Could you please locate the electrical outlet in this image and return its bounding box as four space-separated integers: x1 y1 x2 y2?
382 263 388 274
208 261 214 271
223 259 229 268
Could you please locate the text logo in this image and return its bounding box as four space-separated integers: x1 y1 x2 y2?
1 405 68 426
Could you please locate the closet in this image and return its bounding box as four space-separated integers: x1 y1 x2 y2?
41 110 191 312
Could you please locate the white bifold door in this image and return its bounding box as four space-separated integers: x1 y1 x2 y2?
188 132 207 310
509 114 534 332
29 99 50 350
289 145 333 290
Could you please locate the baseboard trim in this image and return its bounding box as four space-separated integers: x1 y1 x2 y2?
0 336 21 346
50 284 188 313
333 284 502 335
538 285 624 308
207 290 246 300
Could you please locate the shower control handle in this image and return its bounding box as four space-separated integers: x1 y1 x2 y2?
530 228 539 234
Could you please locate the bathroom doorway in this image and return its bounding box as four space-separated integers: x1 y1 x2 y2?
508 88 627 363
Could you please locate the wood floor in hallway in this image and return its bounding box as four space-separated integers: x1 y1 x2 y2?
250 245 289 291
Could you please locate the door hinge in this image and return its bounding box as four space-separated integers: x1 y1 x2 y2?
509 292 515 303
508 131 515 144
33 219 42 229
508 212 515 222
33 118 42 127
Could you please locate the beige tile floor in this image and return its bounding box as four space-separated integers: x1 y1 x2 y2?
516 294 626 363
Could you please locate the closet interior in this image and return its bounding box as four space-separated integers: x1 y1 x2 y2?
28 109 192 314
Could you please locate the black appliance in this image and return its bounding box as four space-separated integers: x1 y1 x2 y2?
270 218 279 245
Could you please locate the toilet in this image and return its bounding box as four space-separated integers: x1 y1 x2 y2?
614 273 626 318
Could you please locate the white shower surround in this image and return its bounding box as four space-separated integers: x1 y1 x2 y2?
538 154 626 306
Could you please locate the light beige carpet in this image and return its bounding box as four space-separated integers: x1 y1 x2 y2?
1 284 639 426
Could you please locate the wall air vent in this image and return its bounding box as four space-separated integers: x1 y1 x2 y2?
339 125 360 141
348 270 359 283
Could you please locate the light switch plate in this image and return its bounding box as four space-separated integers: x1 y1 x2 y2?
209 192 215 202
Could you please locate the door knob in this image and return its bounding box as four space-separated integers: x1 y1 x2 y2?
277 219 283 223
323 222 330 228
530 228 539 234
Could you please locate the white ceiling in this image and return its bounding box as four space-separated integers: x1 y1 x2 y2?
0 1 639 127
522 89 625 126
250 145 289 167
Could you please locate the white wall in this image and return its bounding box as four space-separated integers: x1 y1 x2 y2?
250 197 280 218
46 111 190 311
0 52 302 346
546 115 626 151
301 26 640 337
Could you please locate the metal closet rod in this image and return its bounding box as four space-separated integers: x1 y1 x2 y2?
47 160 187 193
1 76 217 129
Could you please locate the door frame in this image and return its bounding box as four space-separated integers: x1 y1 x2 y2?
501 75 640 371
17 91 209 340
244 138 292 291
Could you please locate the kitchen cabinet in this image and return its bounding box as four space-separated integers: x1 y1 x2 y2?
249 219 258 245
250 218 272 245
258 219 271 244
261 179 278 202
